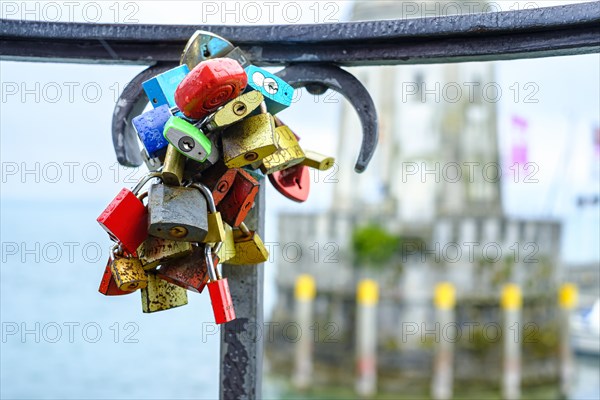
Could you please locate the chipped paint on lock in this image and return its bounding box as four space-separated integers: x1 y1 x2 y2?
137 236 193 271
141 273 188 313
110 257 148 291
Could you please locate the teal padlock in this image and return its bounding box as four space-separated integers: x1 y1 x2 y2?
163 116 212 163
244 65 293 115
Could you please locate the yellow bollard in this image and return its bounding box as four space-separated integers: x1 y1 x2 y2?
295 274 316 302
559 283 578 310
356 279 379 397
501 283 522 311
432 282 456 400
501 283 522 400
357 279 379 306
293 274 316 390
559 283 578 396
434 282 456 310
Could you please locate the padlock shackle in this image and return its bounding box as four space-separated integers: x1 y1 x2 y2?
111 243 123 258
188 183 218 214
259 101 268 115
205 244 219 282
137 191 148 203
132 172 163 195
239 222 251 237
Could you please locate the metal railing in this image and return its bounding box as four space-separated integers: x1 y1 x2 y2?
1 2 599 398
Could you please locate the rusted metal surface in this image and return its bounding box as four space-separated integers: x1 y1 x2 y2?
136 236 193 271
141 272 189 313
157 245 211 294
110 257 148 291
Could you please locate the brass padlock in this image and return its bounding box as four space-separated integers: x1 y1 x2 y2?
216 223 236 263
204 91 264 131
226 222 269 265
221 103 277 168
110 247 148 291
257 119 305 174
189 183 226 243
136 235 193 271
162 144 185 186
301 150 335 171
141 272 188 313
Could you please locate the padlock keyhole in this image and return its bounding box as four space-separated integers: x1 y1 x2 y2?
178 136 195 153
233 102 247 116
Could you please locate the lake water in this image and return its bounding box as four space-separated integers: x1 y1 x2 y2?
1 200 598 399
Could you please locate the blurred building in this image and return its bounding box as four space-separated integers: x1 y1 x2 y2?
268 0 563 394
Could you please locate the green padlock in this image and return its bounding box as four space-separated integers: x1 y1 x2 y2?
163 116 212 163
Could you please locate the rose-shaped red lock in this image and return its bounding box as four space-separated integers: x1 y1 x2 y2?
175 58 247 120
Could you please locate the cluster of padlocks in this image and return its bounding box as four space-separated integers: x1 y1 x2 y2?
96 31 334 324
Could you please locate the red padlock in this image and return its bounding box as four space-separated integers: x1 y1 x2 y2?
157 245 213 293
175 58 247 120
269 164 310 203
205 245 235 324
200 163 259 226
200 161 237 206
218 169 259 227
96 173 160 253
98 257 136 296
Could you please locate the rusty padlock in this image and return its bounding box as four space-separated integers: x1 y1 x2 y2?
141 272 188 313
198 162 259 227
110 245 148 292
136 236 193 271
157 245 213 293
98 257 136 296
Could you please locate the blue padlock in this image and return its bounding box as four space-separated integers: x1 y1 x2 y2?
244 65 294 115
132 105 171 158
142 65 190 109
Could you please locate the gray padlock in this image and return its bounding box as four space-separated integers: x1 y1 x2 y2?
148 183 208 242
